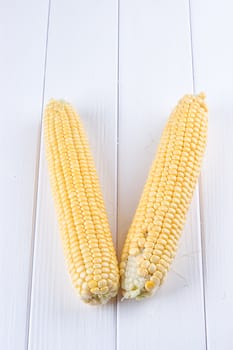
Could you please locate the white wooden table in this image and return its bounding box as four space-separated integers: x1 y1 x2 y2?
0 1 232 349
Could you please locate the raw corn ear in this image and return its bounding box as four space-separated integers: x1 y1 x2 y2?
120 93 208 300
44 100 119 305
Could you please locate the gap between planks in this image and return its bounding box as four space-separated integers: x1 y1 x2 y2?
25 1 52 349
188 0 208 348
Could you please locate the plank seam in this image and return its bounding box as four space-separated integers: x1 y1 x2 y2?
116 0 120 349
188 1 208 349
24 1 51 349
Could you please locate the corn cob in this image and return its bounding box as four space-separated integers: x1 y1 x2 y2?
44 100 119 304
120 93 208 300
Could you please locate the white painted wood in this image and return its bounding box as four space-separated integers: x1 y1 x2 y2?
191 1 233 348
0 1 49 349
28 1 118 349
117 1 206 349
2 1 233 348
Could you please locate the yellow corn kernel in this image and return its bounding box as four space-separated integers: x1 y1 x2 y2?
44 99 119 304
145 280 155 292
120 93 208 300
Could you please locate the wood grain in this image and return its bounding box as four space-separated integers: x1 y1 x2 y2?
28 1 118 349
0 1 49 349
117 1 206 349
191 0 233 348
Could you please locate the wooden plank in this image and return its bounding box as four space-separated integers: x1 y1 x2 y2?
190 0 233 348
0 1 49 349
28 1 118 349
117 1 206 349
